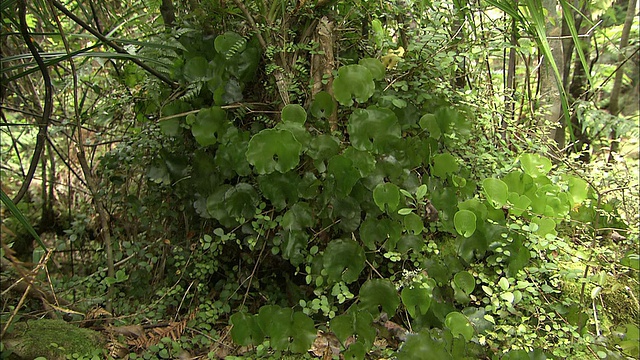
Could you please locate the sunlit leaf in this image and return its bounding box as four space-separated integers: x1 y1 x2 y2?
432 153 458 178
520 153 552 178
483 178 509 208
454 210 477 238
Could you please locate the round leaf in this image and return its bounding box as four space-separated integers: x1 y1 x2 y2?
309 91 336 119
444 312 474 341
373 182 401 212
483 178 509 209
403 212 424 235
191 107 228 147
347 107 401 153
358 58 385 80
454 210 477 238
323 239 365 284
359 279 400 316
333 64 375 106
520 153 552 178
453 271 475 295
431 153 458 178
282 104 307 124
401 279 435 318
246 129 302 174
214 31 246 59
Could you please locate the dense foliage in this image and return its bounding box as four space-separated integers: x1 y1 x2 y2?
1 0 638 359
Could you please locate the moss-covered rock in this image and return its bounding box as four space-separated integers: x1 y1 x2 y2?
1 319 104 360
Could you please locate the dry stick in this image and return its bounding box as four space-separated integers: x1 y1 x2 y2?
0 250 53 338
12 0 53 205
49 0 178 89
47 0 115 313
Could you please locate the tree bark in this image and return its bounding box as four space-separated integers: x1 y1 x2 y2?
539 0 565 148
607 0 636 161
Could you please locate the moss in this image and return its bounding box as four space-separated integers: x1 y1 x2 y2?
1 319 104 360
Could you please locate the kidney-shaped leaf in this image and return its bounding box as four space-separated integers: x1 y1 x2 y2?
483 178 509 209
191 107 228 147
358 57 385 80
445 311 474 341
246 129 302 174
225 183 259 220
328 154 361 197
401 279 435 318
323 239 365 284
454 210 477 238
230 312 264 346
359 279 400 316
373 182 401 213
309 91 335 119
397 331 452 360
347 107 401 153
520 153 552 178
333 64 375 106
432 153 459 178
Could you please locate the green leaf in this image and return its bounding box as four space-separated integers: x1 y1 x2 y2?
307 135 340 162
281 104 307 124
258 171 299 210
280 230 307 266
454 210 477 238
183 56 209 81
230 312 264 346
498 277 510 291
621 252 640 271
373 182 401 213
347 107 401 153
507 193 531 216
359 279 400 315
419 113 441 139
483 178 509 209
431 153 458 178
453 271 475 295
309 91 336 119
327 154 361 197
281 202 313 231
358 58 385 80
191 107 228 147
333 64 375 106
225 183 259 220
290 311 317 353
359 217 403 250
330 309 375 349
567 176 589 205
397 331 452 360
520 153 552 178
323 239 365 284
343 147 377 177
403 212 424 235
246 129 302 174
401 279 435 318
531 216 557 238
214 31 246 59
444 312 474 341
1 189 47 251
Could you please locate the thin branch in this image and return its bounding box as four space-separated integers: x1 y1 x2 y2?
12 0 53 205
49 0 178 89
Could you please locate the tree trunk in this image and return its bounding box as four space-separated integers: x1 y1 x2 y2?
539 0 565 148
607 0 636 162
